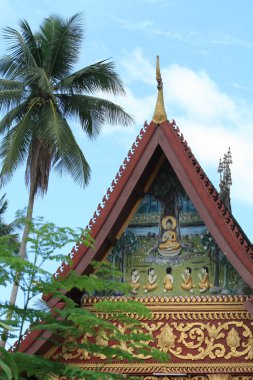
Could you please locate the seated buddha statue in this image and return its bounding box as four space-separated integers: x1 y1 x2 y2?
158 216 181 256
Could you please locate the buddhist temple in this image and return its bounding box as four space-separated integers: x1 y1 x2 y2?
17 57 253 379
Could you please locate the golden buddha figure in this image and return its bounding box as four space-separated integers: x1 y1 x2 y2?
158 216 181 256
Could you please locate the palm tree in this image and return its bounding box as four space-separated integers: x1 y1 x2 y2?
0 193 19 247
0 13 134 308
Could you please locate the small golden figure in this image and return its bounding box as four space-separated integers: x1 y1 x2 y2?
181 267 195 293
163 267 173 292
129 268 140 294
198 266 211 292
143 268 158 293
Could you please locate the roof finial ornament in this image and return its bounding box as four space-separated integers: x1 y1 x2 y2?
218 147 232 212
152 55 167 124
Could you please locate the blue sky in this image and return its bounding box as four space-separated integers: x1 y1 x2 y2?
1 0 253 244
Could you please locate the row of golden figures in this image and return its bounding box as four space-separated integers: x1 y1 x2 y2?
129 266 211 294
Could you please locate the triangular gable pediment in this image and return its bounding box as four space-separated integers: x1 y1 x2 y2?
49 119 253 304
20 119 253 360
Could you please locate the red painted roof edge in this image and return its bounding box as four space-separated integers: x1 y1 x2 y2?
11 302 65 354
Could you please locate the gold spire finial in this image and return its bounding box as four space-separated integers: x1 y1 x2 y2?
152 55 167 124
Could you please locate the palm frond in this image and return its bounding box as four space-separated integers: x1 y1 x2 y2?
39 13 83 80
57 60 126 95
2 26 37 79
25 66 52 94
53 138 90 187
32 298 50 313
0 100 30 134
0 79 23 89
0 56 16 78
0 194 8 218
0 89 24 112
57 94 134 138
0 103 37 186
0 128 31 186
39 100 90 186
18 19 42 67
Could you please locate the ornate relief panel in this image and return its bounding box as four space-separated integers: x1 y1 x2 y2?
50 296 253 375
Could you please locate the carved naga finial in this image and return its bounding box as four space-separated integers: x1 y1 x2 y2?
218 147 233 212
152 55 167 124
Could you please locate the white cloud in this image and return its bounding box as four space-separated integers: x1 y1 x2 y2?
113 17 252 49
163 65 238 122
121 48 154 85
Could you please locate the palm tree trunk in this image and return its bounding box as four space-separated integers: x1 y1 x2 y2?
10 184 35 302
0 181 35 348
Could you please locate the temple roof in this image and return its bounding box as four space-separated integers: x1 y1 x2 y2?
17 57 253 355
48 59 253 299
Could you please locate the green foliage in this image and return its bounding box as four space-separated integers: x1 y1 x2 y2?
0 216 168 379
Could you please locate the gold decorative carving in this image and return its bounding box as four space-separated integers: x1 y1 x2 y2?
57 319 253 363
157 325 176 352
246 336 253 359
52 303 253 375
143 377 185 380
144 377 208 380
167 321 253 360
96 311 252 322
82 294 249 308
60 337 81 360
112 323 153 359
143 377 253 380
75 361 253 374
227 328 241 352
136 377 253 380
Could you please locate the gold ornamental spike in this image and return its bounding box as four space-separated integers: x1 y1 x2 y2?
152 55 167 124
